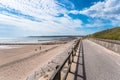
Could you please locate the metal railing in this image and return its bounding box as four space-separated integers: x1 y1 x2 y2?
49 39 81 80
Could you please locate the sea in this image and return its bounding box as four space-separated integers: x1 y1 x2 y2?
0 36 69 49
0 36 69 43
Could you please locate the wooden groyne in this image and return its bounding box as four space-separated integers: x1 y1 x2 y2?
0 42 67 45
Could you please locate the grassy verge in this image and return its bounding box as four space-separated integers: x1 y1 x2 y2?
84 26 120 40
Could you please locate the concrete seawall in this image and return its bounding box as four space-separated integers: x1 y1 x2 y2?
89 38 120 54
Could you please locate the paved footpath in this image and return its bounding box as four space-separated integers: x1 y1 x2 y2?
67 39 120 80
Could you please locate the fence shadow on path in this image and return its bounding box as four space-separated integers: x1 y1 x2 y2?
69 42 86 80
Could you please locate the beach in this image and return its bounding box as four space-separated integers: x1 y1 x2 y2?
0 38 76 80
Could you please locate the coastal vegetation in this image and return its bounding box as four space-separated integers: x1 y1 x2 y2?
86 26 120 40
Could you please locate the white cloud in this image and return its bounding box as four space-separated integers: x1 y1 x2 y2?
0 0 83 36
68 0 120 27
69 10 80 14
0 0 62 20
57 0 75 9
85 19 105 27
80 0 120 20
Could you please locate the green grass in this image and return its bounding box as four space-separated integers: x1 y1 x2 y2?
89 26 120 40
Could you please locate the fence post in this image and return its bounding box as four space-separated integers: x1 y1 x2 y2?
54 71 61 80
72 50 74 62
54 65 61 80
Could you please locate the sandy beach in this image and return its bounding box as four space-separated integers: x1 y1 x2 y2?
0 38 76 80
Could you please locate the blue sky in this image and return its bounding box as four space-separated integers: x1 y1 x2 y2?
0 0 120 37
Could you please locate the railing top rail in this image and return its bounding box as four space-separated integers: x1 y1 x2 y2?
49 51 72 80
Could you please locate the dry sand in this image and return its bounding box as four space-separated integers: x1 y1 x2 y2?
0 45 58 67
0 39 76 80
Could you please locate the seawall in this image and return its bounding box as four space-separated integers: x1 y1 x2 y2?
89 38 120 54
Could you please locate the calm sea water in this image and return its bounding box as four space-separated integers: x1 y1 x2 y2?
0 36 69 43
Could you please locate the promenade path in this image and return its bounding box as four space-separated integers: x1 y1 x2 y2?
67 39 120 80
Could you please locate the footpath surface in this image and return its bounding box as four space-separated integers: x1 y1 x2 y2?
67 39 120 80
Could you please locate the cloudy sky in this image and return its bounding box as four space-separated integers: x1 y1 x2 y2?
0 0 120 37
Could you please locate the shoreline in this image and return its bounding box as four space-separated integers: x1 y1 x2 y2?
0 37 77 45
0 41 66 45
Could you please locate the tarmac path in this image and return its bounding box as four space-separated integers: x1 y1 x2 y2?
67 39 120 80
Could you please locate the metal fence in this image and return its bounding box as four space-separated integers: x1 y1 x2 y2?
49 39 81 80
